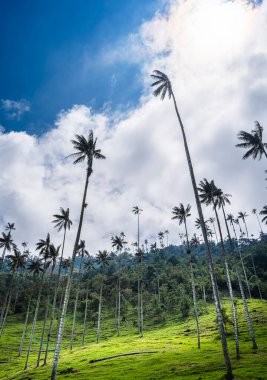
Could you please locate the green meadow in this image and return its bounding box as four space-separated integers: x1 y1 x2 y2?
0 298 266 380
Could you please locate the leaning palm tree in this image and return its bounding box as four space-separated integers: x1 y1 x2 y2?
132 206 143 336
151 70 232 379
95 250 110 344
238 211 262 299
172 203 200 349
236 121 267 160
43 208 72 365
51 131 105 380
111 234 127 336
227 214 252 298
198 179 240 359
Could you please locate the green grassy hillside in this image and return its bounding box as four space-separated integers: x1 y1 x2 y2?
0 298 266 380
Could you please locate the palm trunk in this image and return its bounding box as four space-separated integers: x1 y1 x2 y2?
51 162 92 380
0 293 8 330
43 228 67 365
70 255 84 350
255 212 263 234
157 276 161 304
222 207 258 349
96 279 103 344
117 276 121 336
82 280 90 347
18 297 32 356
24 276 44 370
172 94 233 379
214 205 240 360
0 274 14 338
184 218 200 349
230 221 252 298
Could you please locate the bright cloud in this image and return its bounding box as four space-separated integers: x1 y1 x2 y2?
1 98 30 120
0 0 266 256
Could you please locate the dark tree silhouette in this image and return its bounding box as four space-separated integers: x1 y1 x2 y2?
236 121 267 160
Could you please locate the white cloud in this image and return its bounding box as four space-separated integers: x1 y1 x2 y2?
1 98 30 120
0 0 267 257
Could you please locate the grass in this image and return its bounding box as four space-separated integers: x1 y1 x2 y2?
0 298 266 379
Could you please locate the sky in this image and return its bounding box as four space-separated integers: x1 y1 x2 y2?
0 0 266 257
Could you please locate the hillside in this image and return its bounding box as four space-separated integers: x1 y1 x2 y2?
1 298 266 380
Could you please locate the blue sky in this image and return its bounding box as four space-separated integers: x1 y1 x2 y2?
0 0 164 134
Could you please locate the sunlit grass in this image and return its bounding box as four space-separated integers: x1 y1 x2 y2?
0 298 266 379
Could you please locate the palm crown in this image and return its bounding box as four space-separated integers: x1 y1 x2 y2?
132 206 142 215
172 204 191 225
151 70 173 100
236 121 267 160
52 207 72 232
6 246 28 272
259 206 267 224
67 130 106 167
111 235 127 252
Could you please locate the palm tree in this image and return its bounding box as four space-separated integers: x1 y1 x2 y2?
111 234 127 336
252 209 263 234
238 211 262 299
37 244 60 367
132 206 143 335
24 257 46 370
0 232 13 260
51 131 105 380
172 204 200 349
5 222 15 234
151 70 232 379
236 121 267 160
208 217 219 243
260 205 267 224
43 208 72 365
198 179 240 359
226 214 252 298
164 230 169 247
70 240 88 350
82 257 94 347
158 231 165 248
95 250 110 344
0 246 27 337
135 247 145 337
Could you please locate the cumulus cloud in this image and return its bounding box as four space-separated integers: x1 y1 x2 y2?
0 0 266 256
1 98 30 120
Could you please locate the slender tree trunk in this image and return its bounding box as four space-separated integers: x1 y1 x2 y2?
24 277 44 370
82 281 90 347
18 297 32 356
57 289 64 330
117 276 121 336
0 293 8 329
214 205 240 360
13 288 19 313
96 279 103 344
171 94 233 379
222 207 258 350
70 255 84 350
51 163 92 380
140 268 144 338
255 212 263 234
44 229 67 365
157 276 161 304
0 275 14 338
184 218 200 349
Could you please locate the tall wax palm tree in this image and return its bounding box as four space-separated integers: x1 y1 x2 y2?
152 70 232 377
260 206 267 224
238 211 262 299
37 244 60 367
82 257 94 347
5 222 15 234
0 246 27 337
135 247 145 337
111 234 127 336
132 206 143 336
51 131 105 380
44 208 72 365
252 209 263 234
226 214 252 298
95 250 110 344
198 179 240 359
236 121 267 160
172 204 200 349
208 217 219 243
164 230 169 247
24 257 46 370
158 231 165 248
217 194 258 350
0 232 13 260
70 240 89 350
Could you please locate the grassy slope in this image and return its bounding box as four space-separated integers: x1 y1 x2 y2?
0 298 266 380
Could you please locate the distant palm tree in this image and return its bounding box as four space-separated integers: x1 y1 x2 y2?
82 257 94 347
226 214 252 298
252 209 263 234
111 234 127 336
132 206 143 335
164 230 169 247
135 247 145 337
158 231 165 248
198 179 240 359
238 211 262 299
172 204 200 349
208 217 219 243
5 222 15 234
51 131 105 380
95 250 110 343
0 232 13 260
236 121 267 160
44 208 72 365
